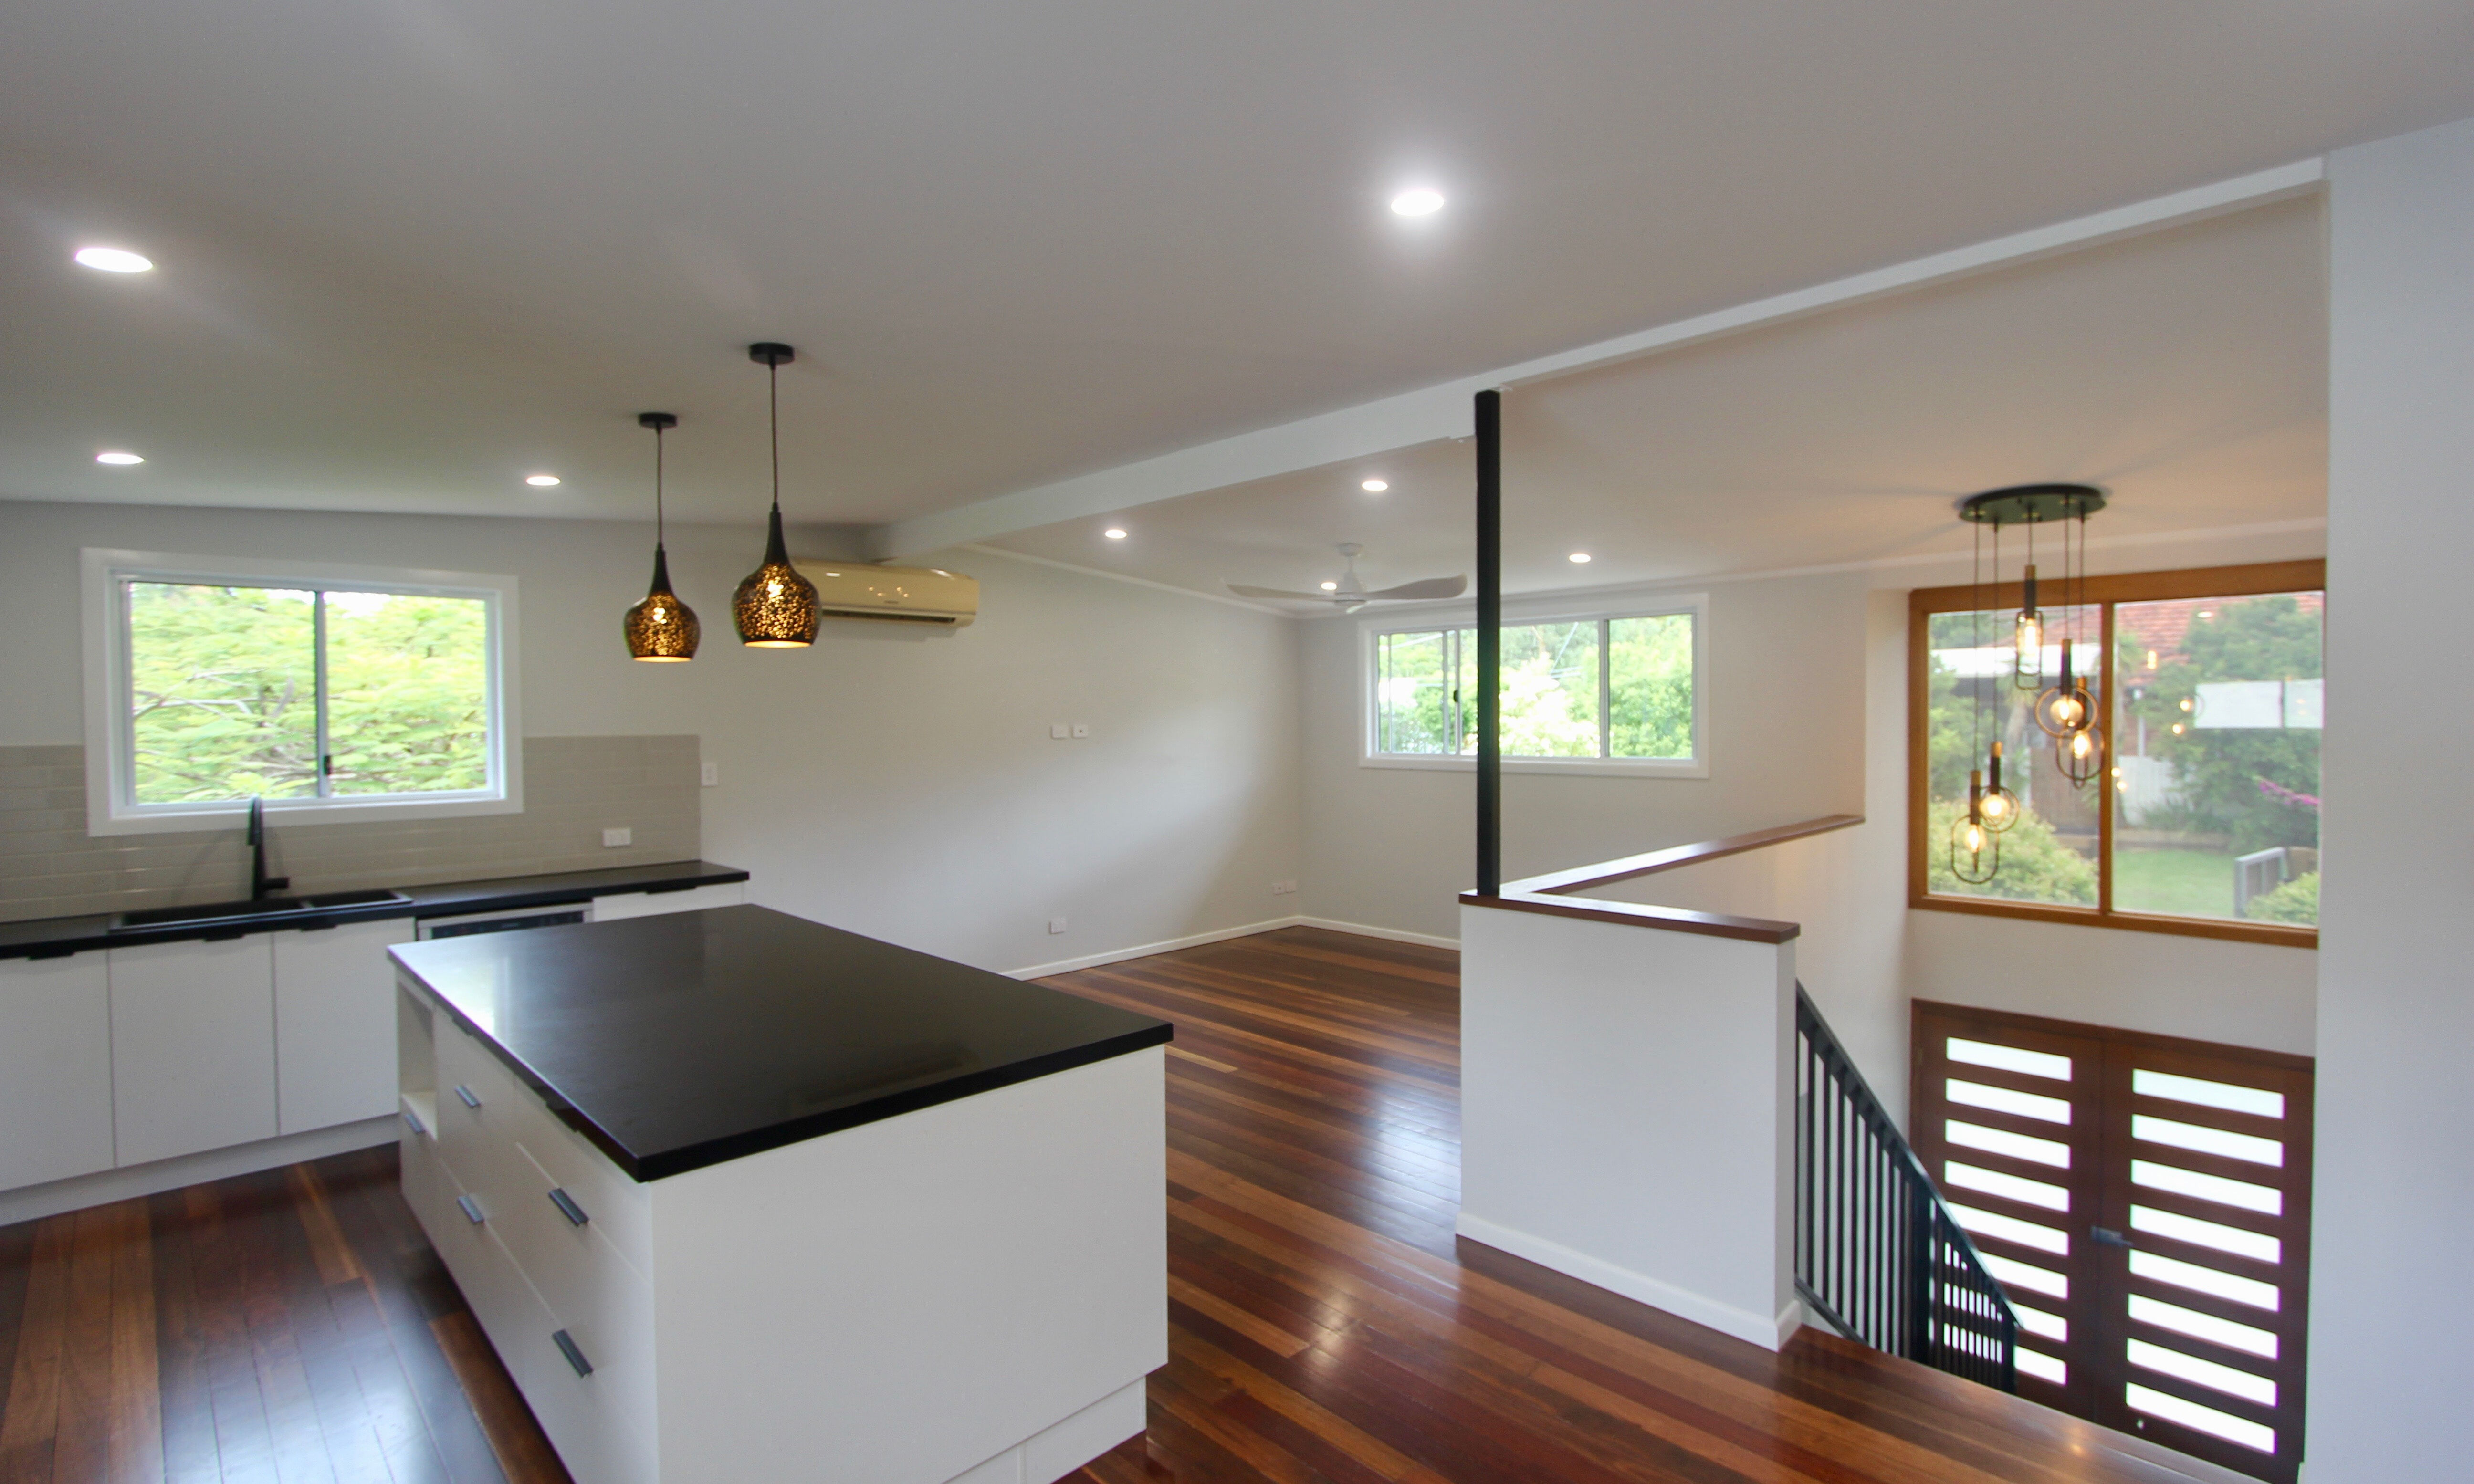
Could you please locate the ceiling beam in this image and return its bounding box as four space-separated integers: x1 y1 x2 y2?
872 157 2324 560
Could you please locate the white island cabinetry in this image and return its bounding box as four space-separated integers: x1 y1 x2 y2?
393 904 1166 1484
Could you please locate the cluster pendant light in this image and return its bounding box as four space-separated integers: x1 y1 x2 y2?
623 413 699 661
1951 484 2107 885
733 343 820 648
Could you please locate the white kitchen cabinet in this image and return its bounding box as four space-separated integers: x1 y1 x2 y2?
0 952 115 1190
587 882 745 921
274 919 418 1136
108 935 277 1167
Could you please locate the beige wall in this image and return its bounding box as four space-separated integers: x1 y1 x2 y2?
0 499 1304 972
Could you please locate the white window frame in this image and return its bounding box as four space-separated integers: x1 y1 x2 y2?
80 549 524 835
1357 590 1709 777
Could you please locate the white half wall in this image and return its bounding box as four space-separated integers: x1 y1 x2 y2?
2304 113 2474 1484
1456 901 1798 1350
0 501 1303 974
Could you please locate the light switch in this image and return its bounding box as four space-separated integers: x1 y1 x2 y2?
701 762 719 787
1072 723 1090 739
602 827 633 847
1048 917 1068 935
1050 723 1069 740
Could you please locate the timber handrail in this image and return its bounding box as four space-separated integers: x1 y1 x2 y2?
1458 814 1863 942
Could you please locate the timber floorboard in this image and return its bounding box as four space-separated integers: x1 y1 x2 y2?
0 925 2250 1484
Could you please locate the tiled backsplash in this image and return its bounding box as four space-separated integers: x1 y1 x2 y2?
0 736 701 922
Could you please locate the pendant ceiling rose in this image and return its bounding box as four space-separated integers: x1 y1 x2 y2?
733 341 821 648
624 410 700 662
1957 483 2107 526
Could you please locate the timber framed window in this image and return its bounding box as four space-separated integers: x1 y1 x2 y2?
1908 560 2321 947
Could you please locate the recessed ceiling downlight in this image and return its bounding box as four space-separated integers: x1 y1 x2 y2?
74 246 154 273
1361 478 1388 492
1389 188 1445 218
1568 552 1591 564
1103 528 1128 540
96 450 145 466
1320 581 1339 592
526 474 561 487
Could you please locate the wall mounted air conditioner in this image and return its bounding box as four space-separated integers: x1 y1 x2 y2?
790 562 979 627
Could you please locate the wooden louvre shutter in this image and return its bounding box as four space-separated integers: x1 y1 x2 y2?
1913 1003 2313 1484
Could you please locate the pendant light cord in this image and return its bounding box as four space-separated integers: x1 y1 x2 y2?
654 422 667 550
769 358 782 516
1971 520 1983 762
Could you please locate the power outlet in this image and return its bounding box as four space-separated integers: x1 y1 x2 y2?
701 762 719 787
1048 917 1069 935
1050 723 1069 740
602 827 633 847
1271 880 1296 896
1072 723 1090 739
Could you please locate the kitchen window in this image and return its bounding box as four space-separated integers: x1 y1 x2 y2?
1908 560 2320 946
81 550 521 832
1363 596 1705 775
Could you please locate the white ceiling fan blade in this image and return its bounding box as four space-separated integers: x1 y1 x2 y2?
1227 584 1336 601
1364 575 1468 601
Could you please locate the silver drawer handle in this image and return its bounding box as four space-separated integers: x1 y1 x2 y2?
456 1194 485 1224
402 1108 427 1136
547 1187 590 1227
552 1328 594 1377
453 1084 481 1108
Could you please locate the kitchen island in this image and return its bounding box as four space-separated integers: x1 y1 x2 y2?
390 904 1171 1484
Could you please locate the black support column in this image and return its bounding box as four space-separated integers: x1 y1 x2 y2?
1475 389 1501 897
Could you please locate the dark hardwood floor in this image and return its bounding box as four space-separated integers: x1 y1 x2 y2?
0 926 2247 1484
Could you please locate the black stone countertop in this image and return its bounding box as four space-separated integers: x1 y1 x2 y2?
391 904 1171 1181
0 860 751 960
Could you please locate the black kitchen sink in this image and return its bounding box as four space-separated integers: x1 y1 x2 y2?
110 888 413 932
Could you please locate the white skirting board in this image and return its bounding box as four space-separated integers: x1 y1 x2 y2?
0 1114 397 1227
945 1378 1148 1484
1453 1211 1805 1352
1006 914 1458 978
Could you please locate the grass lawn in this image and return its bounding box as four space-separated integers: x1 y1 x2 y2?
2115 847 2237 919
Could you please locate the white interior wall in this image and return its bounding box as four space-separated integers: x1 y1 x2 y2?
2304 114 2474 1484
0 500 1303 973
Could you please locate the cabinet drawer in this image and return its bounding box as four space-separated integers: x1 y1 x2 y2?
494 1142 657 1428
432 1024 545 1213
588 882 744 921
432 1017 653 1270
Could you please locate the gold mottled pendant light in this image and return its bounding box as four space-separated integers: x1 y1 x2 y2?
624 412 700 662
733 342 820 648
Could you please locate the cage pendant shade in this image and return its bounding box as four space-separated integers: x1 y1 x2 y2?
734 506 818 647
1950 771 1998 884
625 411 699 662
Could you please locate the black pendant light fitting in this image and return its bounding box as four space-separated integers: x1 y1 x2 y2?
1960 484 2109 794
733 342 821 648
624 412 700 662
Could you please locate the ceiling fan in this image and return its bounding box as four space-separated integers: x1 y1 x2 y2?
1227 543 1467 612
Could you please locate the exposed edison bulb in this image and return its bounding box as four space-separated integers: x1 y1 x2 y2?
1963 822 1985 854
2171 721 2186 735
1982 793 2009 820
2179 697 2194 712
2015 613 2042 662
2071 731 2093 760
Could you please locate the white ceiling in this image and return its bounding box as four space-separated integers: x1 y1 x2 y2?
0 1 2463 531
984 197 2327 603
